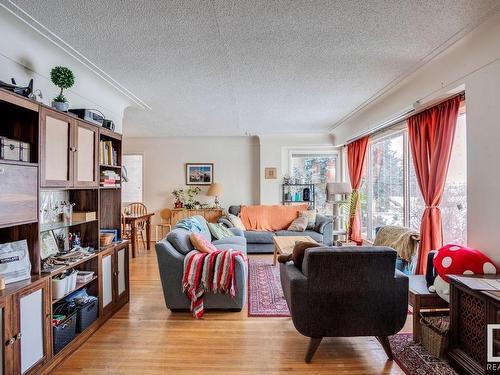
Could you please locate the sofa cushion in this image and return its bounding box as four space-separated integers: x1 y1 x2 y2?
228 214 246 231
190 233 217 253
212 236 247 247
167 228 194 255
300 210 317 230
275 230 323 243
208 222 234 240
191 215 212 241
287 215 308 231
244 231 275 244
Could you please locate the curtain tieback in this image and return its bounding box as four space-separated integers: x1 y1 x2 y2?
425 205 439 209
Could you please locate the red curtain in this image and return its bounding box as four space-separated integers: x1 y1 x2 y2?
347 136 369 244
408 96 461 274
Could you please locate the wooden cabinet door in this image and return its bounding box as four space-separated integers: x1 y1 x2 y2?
73 121 98 188
14 280 51 374
0 297 14 375
115 245 129 306
0 164 38 227
40 108 73 188
99 250 116 316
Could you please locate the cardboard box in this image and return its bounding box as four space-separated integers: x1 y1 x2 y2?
72 211 96 222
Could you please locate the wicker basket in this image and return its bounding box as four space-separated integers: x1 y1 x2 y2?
420 311 450 358
99 233 115 247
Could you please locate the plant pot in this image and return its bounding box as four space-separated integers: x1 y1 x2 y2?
52 101 69 112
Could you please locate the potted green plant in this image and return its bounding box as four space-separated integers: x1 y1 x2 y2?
50 66 75 112
184 187 201 209
172 189 185 208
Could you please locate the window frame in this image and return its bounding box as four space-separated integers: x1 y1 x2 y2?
359 108 466 242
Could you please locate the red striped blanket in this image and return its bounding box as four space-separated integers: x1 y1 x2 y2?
182 249 246 319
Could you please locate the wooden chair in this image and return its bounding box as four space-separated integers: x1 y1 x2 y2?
122 202 148 250
155 208 172 241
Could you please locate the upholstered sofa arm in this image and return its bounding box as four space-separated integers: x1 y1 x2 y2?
279 262 310 335
314 214 333 245
228 227 244 237
218 217 234 228
155 240 186 309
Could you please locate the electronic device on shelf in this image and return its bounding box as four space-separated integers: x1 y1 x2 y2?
68 108 104 126
102 119 115 131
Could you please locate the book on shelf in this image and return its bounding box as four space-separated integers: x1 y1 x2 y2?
99 140 119 166
100 170 120 187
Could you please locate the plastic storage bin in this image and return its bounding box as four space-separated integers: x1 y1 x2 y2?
52 278 68 300
53 311 77 354
75 298 99 333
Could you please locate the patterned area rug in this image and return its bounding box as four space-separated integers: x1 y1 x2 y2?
248 260 290 317
390 333 457 375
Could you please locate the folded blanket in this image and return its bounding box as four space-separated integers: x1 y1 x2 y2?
373 226 420 262
240 204 308 231
175 216 204 232
183 249 246 319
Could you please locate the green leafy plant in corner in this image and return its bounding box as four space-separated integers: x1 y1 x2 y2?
50 66 75 103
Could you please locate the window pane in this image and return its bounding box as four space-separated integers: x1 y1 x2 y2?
369 133 404 238
442 113 467 244
359 176 368 237
290 153 337 215
409 112 467 245
122 154 143 203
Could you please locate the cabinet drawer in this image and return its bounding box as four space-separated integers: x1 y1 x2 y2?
0 164 37 226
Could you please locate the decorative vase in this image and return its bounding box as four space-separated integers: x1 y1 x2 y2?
52 101 69 112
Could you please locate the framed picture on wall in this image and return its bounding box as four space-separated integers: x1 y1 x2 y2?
186 163 214 185
264 167 277 179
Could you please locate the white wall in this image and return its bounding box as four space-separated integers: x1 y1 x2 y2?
123 136 260 235
331 10 500 264
259 134 337 204
0 5 133 132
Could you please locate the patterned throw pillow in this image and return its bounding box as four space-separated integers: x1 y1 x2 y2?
227 214 246 231
287 215 308 232
208 223 234 240
189 233 217 253
300 210 316 229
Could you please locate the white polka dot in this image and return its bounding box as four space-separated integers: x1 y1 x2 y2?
463 270 474 275
442 256 452 268
483 262 496 274
449 246 461 251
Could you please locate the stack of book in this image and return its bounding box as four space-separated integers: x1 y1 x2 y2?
99 141 118 166
100 170 121 188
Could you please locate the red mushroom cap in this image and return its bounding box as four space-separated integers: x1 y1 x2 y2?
433 244 497 283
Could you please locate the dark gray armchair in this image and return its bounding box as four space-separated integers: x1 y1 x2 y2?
280 246 408 363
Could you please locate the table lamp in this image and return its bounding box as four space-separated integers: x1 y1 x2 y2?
207 183 223 208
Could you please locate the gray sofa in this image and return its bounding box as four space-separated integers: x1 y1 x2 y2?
280 246 408 362
219 205 334 253
155 215 248 311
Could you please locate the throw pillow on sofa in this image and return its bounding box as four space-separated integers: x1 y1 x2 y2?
190 233 217 253
300 210 316 229
227 214 246 231
208 223 234 240
287 215 308 231
277 241 321 270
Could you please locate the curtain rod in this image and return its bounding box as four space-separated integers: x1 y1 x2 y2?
344 91 465 146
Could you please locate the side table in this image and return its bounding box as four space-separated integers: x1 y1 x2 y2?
408 275 449 342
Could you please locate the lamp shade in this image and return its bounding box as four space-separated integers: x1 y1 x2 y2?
326 182 351 200
207 183 223 197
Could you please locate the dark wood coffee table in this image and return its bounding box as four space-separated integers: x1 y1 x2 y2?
408 275 449 342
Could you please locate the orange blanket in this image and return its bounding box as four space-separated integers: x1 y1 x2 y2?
240 204 308 231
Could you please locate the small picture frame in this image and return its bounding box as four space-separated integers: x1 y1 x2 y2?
40 230 59 260
186 163 214 185
265 167 277 179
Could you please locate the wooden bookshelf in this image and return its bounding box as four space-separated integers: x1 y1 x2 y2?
0 89 129 374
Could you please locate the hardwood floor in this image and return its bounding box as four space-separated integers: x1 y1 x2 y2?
53 246 412 374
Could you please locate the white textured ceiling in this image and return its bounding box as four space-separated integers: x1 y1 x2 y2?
8 0 500 137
